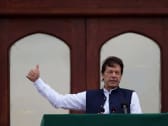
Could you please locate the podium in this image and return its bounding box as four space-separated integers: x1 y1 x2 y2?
41 113 168 126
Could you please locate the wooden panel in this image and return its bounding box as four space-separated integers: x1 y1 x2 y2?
0 0 168 16
86 17 168 112
0 18 10 126
161 18 168 112
0 17 86 126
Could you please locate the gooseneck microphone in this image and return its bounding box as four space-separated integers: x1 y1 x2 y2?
121 103 128 114
99 105 105 113
111 107 116 113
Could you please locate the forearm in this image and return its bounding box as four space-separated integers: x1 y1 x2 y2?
34 78 63 108
34 78 86 111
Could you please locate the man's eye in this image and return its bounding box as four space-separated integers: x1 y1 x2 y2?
107 71 113 74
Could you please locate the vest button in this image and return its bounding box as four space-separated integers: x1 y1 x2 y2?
104 97 106 101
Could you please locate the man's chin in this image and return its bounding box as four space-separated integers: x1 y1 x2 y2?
109 83 118 88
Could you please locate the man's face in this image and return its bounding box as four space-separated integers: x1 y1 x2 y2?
102 64 122 90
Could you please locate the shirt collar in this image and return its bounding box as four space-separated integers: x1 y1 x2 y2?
103 87 119 94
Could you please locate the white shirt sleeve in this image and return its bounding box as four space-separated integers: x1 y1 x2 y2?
130 92 142 113
34 78 86 111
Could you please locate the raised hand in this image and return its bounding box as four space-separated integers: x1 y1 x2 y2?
26 65 40 82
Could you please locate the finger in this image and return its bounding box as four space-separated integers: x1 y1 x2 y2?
29 70 35 75
26 75 31 80
27 72 33 78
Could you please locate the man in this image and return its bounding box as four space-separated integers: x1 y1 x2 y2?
26 56 142 114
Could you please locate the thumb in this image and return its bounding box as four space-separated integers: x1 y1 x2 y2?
36 64 39 70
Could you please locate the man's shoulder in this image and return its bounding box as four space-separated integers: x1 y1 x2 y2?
86 89 102 92
118 87 135 93
86 89 104 96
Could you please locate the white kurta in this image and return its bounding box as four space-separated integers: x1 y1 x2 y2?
34 78 142 114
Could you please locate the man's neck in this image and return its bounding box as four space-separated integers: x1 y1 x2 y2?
104 86 119 92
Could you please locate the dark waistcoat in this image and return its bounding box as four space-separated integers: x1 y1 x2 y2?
86 87 133 113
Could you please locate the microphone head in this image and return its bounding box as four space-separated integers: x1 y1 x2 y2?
121 103 128 114
111 107 116 113
121 103 128 108
100 106 105 113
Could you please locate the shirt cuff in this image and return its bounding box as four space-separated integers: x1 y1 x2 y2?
34 78 46 89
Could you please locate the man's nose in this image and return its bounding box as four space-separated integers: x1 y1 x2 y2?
111 72 117 77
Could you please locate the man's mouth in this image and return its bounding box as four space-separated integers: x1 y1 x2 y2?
109 80 117 83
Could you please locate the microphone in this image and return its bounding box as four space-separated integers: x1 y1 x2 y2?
111 107 116 113
99 105 105 113
121 103 128 114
